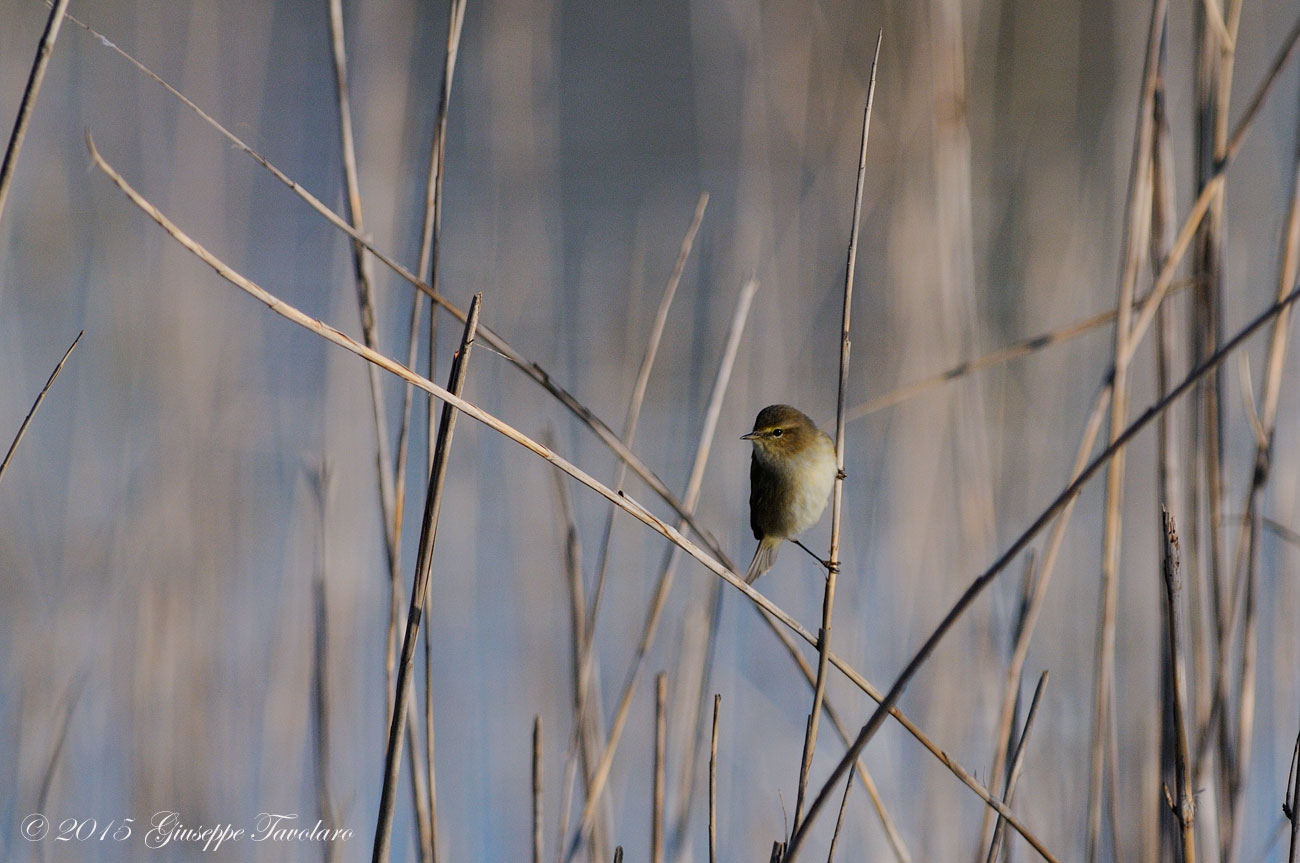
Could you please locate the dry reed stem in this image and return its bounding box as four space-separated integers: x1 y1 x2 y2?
709 694 719 863
564 280 756 863
559 196 708 857
548 442 597 863
89 137 1042 861
1151 38 1183 862
0 330 81 491
407 10 468 850
325 5 436 854
1288 728 1300 862
0 0 70 222
792 32 878 837
668 577 722 863
987 671 1049 863
1194 6 1232 852
372 296 481 863
1161 508 1197 863
1088 3 1164 856
324 0 405 766
826 772 852 863
846 279 1193 420
535 716 544 863
653 673 667 863
782 282 1300 861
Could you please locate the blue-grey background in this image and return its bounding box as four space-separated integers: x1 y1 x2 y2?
2 0 1299 860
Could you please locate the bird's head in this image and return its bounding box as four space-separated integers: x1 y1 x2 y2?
741 404 821 459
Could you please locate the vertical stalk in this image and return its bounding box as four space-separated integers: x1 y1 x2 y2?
372 296 481 863
792 32 880 835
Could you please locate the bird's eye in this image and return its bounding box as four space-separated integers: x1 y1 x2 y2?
771 428 783 437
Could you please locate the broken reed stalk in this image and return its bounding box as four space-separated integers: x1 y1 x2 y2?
1161 508 1196 863
0 0 71 222
781 282 1300 861
372 296 481 863
653 673 667 863
792 31 878 838
1150 35 1182 862
1088 5 1164 858
0 330 81 490
987 671 1048 863
709 694 719 863
564 280 757 863
534 716 544 863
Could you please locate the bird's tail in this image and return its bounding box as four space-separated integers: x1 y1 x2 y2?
745 537 781 584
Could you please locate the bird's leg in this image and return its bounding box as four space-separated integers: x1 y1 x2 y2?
836 468 847 480
793 539 837 574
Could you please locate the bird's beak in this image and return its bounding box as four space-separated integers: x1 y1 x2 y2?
740 432 758 440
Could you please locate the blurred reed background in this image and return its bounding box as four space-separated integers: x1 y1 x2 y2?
2 0 1299 861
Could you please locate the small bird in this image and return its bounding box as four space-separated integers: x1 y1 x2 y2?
742 404 838 583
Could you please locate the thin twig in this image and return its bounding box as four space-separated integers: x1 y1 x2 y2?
372 296 482 863
846 278 1194 420
709 694 719 863
987 671 1049 863
1162 508 1197 863
782 281 1300 861
0 0 71 223
548 435 598 863
653 673 667 863
534 716 544 863
826 772 853 863
1287 725 1300 862
793 31 879 837
0 330 82 491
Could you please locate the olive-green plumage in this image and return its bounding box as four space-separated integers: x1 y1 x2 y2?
741 404 837 583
